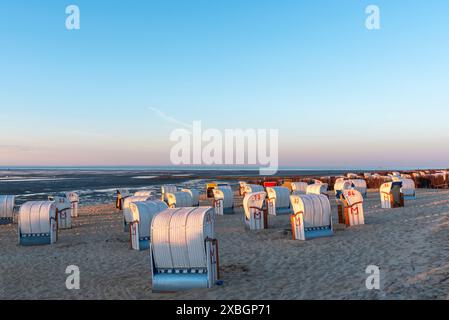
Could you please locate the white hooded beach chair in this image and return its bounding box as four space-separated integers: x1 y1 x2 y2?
134 190 153 197
334 179 353 200
349 179 367 198
48 195 72 230
166 191 193 208
289 194 333 240
291 182 308 195
213 188 234 215
161 185 177 202
65 192 79 218
181 188 200 206
393 178 416 200
128 200 168 250
339 190 365 226
115 189 131 210
380 182 404 209
0 195 15 225
266 186 292 216
243 184 264 196
150 207 219 292
123 195 153 232
243 192 267 230
18 201 57 246
306 183 329 196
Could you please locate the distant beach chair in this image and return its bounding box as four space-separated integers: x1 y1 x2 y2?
0 195 15 225
334 178 353 200
48 195 72 230
306 183 329 196
18 201 58 245
115 189 131 210
291 182 308 195
393 178 416 200
380 182 404 209
161 185 177 202
213 188 234 215
166 191 193 208
338 190 365 226
349 179 367 198
123 195 153 232
65 192 79 218
134 190 153 197
128 200 168 250
290 194 333 240
181 188 200 206
206 183 218 198
266 186 292 215
150 207 219 292
244 184 264 196
243 192 267 230
238 181 247 196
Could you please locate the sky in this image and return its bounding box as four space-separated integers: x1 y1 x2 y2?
0 0 448 169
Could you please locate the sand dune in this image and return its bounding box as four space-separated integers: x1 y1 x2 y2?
1 189 448 300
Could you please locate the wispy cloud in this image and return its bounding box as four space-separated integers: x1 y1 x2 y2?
147 107 192 129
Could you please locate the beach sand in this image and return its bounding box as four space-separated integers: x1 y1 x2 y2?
1 189 448 300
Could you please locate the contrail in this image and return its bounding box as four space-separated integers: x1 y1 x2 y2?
147 107 192 129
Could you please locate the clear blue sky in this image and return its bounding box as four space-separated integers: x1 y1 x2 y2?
0 0 448 168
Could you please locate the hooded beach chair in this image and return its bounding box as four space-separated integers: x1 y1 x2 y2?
349 179 367 198
65 192 79 218
48 195 72 230
243 184 264 196
306 183 329 196
393 178 416 200
380 182 404 209
213 187 234 215
150 207 219 292
289 194 333 240
18 201 58 245
243 192 267 230
181 188 200 206
266 186 292 215
291 182 308 195
161 185 177 202
334 179 353 200
128 200 168 250
338 190 365 226
123 195 153 232
0 195 15 225
238 181 247 196
166 191 193 208
115 189 131 210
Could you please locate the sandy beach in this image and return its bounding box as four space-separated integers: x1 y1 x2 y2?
1 188 448 300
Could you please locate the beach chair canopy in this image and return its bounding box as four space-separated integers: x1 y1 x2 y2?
266 186 291 208
151 207 214 270
0 195 15 219
213 188 234 209
167 191 193 208
65 192 79 203
306 183 328 195
290 194 331 228
19 201 56 235
129 200 168 238
123 195 153 221
244 184 264 194
181 188 200 206
291 182 308 194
